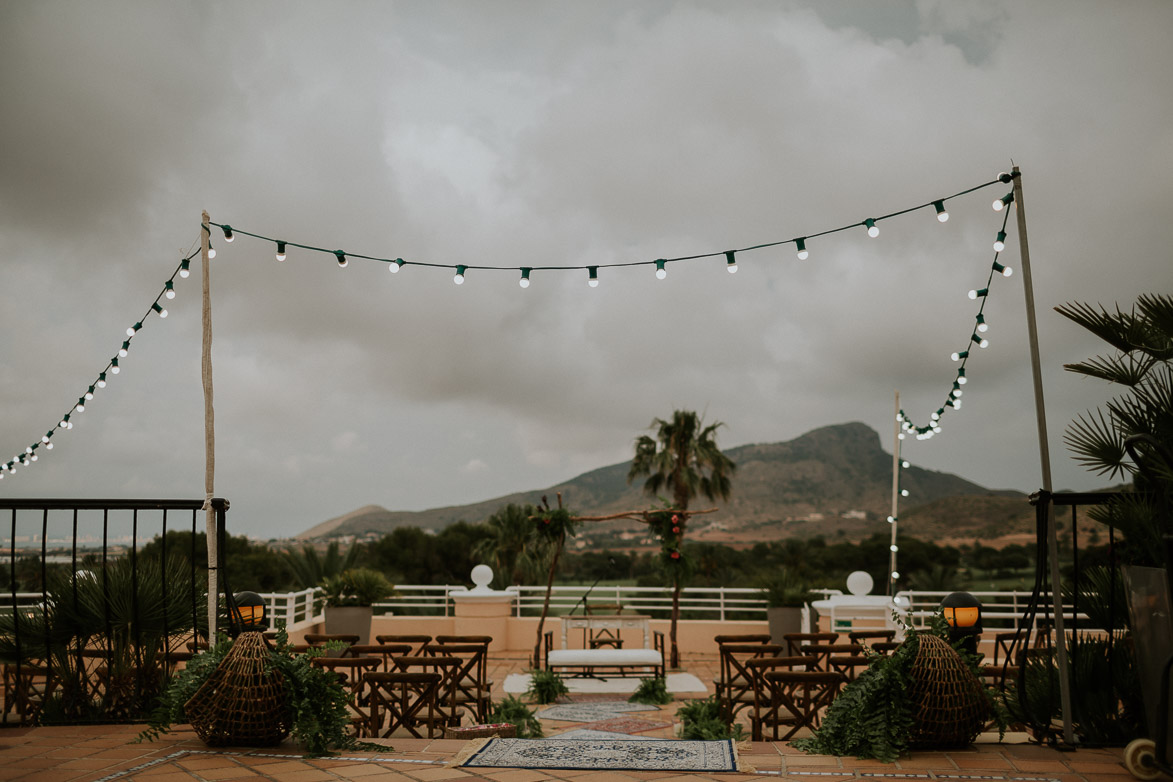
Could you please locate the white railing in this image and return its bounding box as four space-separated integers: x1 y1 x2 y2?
254 585 1089 632
0 592 45 618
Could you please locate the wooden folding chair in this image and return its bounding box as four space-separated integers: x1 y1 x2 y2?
716 643 787 722
824 644 869 681
423 642 492 723
2 661 57 723
714 633 772 645
758 670 845 741
783 632 838 657
392 655 463 728
744 655 815 741
375 634 432 655
797 643 861 674
345 643 411 672
311 656 381 728
848 629 896 645
363 671 442 738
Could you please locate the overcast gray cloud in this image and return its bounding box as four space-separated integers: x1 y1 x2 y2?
3 0 1172 540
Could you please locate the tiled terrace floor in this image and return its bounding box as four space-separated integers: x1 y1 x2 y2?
0 653 1136 782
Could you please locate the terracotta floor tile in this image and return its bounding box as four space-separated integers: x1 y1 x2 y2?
950 754 1014 769
126 772 200 782
405 768 476 780
269 769 338 782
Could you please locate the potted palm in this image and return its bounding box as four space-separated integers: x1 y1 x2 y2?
758 571 814 644
320 567 394 645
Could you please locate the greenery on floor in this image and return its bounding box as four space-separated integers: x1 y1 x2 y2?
525 669 569 704
676 696 744 740
628 675 673 705
489 695 543 738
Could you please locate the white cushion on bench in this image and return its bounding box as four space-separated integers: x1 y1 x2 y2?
547 649 662 667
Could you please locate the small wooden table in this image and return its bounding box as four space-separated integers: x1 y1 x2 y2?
561 614 651 649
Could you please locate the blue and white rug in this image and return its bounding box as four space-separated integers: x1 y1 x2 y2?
456 738 740 771
535 700 659 722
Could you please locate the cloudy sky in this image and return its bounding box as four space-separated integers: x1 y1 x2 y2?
2 1 1171 541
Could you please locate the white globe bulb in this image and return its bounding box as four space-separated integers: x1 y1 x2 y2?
656 268 667 280
519 278 530 288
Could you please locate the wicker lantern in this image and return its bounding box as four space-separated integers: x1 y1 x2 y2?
940 591 982 655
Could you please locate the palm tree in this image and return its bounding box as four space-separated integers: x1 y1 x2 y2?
1057 293 1173 566
472 503 542 587
281 541 359 590
628 410 736 668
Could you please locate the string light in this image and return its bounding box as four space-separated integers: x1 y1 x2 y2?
968 287 988 300
976 314 988 333
993 231 1006 252
5 176 1021 485
119 341 130 357
951 350 968 361
993 260 1013 277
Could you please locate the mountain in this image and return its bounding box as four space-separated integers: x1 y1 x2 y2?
297 422 1028 544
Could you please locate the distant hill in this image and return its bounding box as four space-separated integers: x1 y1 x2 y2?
298 422 1029 544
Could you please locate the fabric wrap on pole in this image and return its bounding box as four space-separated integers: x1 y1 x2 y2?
201 211 218 641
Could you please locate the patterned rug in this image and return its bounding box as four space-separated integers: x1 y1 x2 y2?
580 716 673 734
550 728 656 740
504 671 706 695
535 700 659 722
456 738 740 771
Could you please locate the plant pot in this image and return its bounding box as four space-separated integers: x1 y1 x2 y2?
323 605 373 645
767 606 803 644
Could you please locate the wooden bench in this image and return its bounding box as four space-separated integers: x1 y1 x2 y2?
543 630 665 678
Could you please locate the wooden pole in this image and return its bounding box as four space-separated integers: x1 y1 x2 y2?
200 211 217 640
1011 167 1075 745
888 391 900 597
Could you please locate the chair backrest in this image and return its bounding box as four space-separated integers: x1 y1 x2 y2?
759 669 846 741
715 633 772 645
346 643 412 671
375 634 432 655
310 656 381 704
848 629 896 644
433 635 492 646
392 655 463 724
799 643 863 672
783 632 839 656
363 671 442 739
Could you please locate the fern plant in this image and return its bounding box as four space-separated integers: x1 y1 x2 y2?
675 696 743 740
525 668 569 704
489 695 543 738
629 675 673 705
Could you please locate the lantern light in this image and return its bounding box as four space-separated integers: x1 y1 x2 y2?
228 590 267 636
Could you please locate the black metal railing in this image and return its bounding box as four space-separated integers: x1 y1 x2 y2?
1 498 228 726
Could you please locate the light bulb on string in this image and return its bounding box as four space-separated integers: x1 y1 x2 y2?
59 414 71 428
165 281 175 299
97 372 107 388
84 386 95 401
890 544 899 552
655 259 667 280
152 302 168 318
994 231 1006 252
901 488 909 497
127 322 142 337
276 241 287 261
454 265 467 285
110 358 120 374
976 314 988 333
957 368 967 384
221 225 234 242
902 460 910 468
865 218 879 238
179 259 190 278
334 250 348 268
207 242 216 259
519 268 531 288
75 399 85 413
969 288 988 300
588 267 599 287
119 341 130 358
993 192 1014 211
389 258 404 273
993 260 1013 277
796 238 809 260
42 434 51 444
953 399 963 409
933 201 949 222
971 333 989 348
951 350 968 361
725 251 737 274
887 515 896 524
891 571 900 579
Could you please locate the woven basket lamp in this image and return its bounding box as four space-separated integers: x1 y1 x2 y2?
184 631 291 746
906 634 988 748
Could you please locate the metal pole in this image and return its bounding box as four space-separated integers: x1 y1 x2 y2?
201 211 217 640
889 390 901 596
1011 166 1075 745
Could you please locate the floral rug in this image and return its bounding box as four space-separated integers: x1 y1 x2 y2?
454 738 740 771
535 700 659 722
